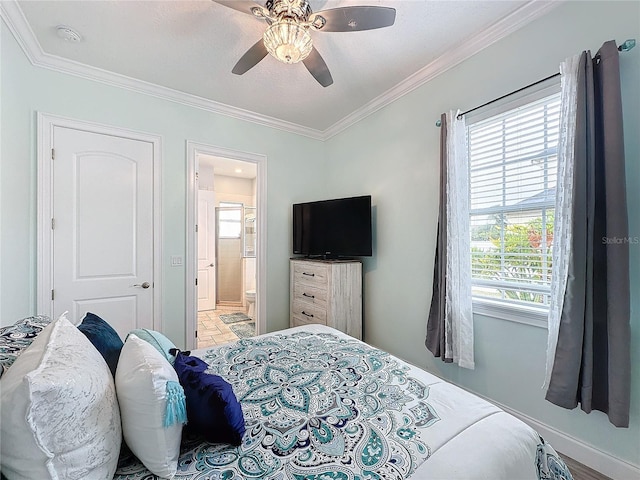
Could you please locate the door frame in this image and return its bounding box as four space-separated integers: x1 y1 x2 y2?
37 113 163 329
186 141 267 350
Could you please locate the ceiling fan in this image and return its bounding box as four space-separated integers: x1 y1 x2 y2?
213 0 396 87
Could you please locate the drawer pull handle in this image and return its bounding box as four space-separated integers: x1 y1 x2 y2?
301 311 314 318
302 293 315 299
302 272 315 277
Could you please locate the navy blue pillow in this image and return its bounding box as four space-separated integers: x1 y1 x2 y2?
173 351 245 446
77 312 123 378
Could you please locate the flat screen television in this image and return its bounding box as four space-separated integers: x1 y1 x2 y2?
293 195 372 258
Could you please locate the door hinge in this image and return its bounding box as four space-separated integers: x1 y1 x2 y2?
51 289 55 300
195 330 198 338
51 218 55 229
195 278 198 286
195 224 198 233
51 148 55 160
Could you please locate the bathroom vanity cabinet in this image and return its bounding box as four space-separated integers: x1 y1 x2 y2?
289 259 362 340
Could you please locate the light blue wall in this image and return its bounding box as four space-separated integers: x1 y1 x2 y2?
0 18 327 345
2 0 639 469
325 0 639 468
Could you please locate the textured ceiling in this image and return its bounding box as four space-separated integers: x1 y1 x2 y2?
14 0 544 132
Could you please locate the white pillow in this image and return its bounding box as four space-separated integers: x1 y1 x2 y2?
0 313 121 480
116 334 185 479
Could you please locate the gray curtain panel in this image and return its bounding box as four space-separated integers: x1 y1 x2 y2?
426 113 452 363
545 41 631 427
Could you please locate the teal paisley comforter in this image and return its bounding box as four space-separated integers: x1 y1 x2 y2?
113 325 572 480
115 329 438 479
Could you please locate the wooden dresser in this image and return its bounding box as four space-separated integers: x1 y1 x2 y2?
289 259 362 339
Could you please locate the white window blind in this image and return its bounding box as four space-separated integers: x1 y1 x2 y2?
468 93 560 309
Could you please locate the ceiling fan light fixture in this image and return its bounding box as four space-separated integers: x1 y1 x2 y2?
263 19 312 64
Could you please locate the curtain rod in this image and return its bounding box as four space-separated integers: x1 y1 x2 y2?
435 39 636 127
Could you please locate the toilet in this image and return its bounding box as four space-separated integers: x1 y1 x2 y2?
246 290 256 319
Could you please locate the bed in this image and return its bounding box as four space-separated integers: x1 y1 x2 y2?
110 324 571 480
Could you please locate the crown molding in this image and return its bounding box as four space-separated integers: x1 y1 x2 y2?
0 0 325 141
323 0 562 140
2 0 561 142
1 0 43 66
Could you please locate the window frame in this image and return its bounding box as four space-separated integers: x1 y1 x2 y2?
217 202 243 239
465 80 561 327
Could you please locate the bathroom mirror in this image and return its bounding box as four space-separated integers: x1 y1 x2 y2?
243 207 256 257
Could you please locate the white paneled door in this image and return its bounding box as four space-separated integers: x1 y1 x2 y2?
51 125 155 339
197 190 216 310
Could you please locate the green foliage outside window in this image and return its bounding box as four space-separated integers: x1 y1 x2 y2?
472 213 554 304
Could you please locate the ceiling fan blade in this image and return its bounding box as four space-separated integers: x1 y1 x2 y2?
302 47 333 87
232 39 269 75
213 0 269 17
309 6 396 32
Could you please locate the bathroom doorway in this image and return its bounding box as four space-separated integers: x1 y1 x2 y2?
186 142 266 351
197 156 257 348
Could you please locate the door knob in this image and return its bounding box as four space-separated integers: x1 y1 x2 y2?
133 282 150 289
208 263 215 267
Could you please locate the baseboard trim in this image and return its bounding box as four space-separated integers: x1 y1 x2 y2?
489 400 639 480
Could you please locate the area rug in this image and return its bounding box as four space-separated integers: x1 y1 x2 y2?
219 312 251 324
229 321 255 339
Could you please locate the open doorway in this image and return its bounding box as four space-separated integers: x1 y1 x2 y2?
197 158 256 348
186 142 266 351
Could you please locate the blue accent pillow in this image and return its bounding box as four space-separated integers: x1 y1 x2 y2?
127 328 177 365
77 312 123 377
173 351 245 446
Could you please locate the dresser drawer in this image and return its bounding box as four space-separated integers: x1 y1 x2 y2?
289 259 362 339
292 262 328 288
292 283 328 308
291 316 322 329
292 300 327 324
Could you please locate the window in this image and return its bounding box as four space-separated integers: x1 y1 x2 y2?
468 93 560 312
218 202 242 239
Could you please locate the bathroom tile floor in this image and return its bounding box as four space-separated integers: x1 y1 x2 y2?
197 305 254 350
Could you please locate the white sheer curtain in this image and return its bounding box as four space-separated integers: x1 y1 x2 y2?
445 111 474 369
544 55 580 388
